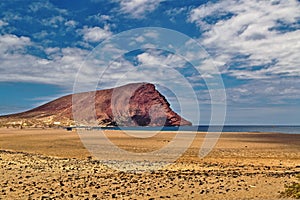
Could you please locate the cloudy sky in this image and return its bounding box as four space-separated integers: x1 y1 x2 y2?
0 0 299 125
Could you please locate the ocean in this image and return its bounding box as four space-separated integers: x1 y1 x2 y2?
98 125 300 134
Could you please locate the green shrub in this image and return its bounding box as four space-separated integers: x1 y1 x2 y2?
281 175 300 199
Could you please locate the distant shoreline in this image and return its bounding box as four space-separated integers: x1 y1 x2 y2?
1 124 300 134
1 125 300 136
68 125 300 134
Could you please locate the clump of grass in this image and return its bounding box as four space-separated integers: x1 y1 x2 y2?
280 175 300 199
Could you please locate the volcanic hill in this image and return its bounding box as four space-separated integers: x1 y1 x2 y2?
0 83 192 128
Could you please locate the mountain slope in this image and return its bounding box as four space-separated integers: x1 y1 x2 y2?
0 83 192 128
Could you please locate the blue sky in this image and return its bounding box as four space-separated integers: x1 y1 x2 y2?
0 0 299 125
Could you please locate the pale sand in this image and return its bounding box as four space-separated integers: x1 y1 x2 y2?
0 128 299 199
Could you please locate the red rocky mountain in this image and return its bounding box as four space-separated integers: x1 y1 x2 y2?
0 83 192 127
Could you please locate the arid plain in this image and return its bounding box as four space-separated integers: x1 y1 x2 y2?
0 128 299 199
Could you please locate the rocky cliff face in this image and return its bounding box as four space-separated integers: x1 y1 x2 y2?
0 83 192 127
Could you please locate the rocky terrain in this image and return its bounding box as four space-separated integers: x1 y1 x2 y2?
0 148 298 199
0 128 299 199
0 83 191 128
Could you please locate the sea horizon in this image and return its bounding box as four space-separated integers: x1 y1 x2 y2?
86 125 300 134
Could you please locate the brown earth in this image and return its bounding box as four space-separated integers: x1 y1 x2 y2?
0 83 191 127
0 128 299 199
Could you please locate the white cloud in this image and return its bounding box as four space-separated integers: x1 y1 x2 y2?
0 20 8 27
189 0 300 79
226 77 300 106
165 7 188 23
0 34 91 87
6 41 128 91
0 34 31 54
137 50 187 68
44 47 60 55
166 7 187 17
99 15 111 21
80 25 112 42
143 30 159 39
88 14 111 23
42 15 66 28
115 0 164 18
188 0 300 124
135 36 145 42
64 20 77 28
0 34 30 46
189 1 234 30
28 1 68 15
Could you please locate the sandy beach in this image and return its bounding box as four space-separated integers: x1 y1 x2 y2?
0 128 299 199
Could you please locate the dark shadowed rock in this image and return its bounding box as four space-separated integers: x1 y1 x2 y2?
0 83 192 127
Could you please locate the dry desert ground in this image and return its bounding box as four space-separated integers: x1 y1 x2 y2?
0 128 299 199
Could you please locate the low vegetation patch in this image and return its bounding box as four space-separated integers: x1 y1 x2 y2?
280 175 300 199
